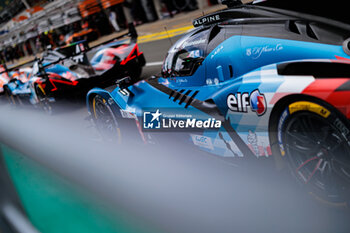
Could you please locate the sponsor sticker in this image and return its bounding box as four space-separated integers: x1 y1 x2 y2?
245 44 283 59
333 118 350 137
120 109 137 119
210 45 224 59
182 39 206 48
277 109 289 156
288 101 330 118
191 134 214 150
246 130 272 157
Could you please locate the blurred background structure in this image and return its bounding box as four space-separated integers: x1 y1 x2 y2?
0 0 221 65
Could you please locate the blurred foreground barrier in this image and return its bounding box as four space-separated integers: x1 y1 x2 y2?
0 105 349 233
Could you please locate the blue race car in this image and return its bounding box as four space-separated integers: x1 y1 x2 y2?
1 67 32 104
87 0 350 206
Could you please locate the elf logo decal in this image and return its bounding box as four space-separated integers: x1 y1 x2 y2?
227 89 267 116
250 89 267 116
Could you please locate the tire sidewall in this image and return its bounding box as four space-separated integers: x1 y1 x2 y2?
34 84 53 114
92 95 122 143
275 96 350 206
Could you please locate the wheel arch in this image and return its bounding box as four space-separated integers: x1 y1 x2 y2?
86 88 119 115
269 93 350 136
268 93 350 207
270 94 307 132
88 89 145 143
267 93 342 169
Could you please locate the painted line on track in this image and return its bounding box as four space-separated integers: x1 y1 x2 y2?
138 25 194 44
146 61 163 67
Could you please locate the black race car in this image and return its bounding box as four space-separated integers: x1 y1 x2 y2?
2 23 145 112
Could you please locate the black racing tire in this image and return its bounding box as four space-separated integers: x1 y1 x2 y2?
34 84 53 115
91 95 122 143
15 95 23 106
273 97 350 207
3 86 16 105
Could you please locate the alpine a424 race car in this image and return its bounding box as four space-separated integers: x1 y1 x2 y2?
87 0 350 206
2 23 145 110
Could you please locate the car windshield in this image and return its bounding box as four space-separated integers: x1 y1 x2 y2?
162 28 209 78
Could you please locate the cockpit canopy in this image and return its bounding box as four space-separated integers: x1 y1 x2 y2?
162 28 209 78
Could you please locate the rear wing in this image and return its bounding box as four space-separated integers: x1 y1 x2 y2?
55 40 90 58
0 23 139 77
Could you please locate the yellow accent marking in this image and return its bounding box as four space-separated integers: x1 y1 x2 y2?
289 101 331 118
38 84 46 95
92 97 97 119
92 97 122 143
139 26 193 39
280 149 285 156
308 192 348 208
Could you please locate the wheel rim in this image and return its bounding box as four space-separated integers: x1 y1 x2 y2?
283 112 350 202
93 97 121 142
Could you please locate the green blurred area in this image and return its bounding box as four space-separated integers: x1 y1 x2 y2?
1 145 149 233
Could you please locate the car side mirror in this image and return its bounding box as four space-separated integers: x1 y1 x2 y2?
116 76 134 96
116 76 132 88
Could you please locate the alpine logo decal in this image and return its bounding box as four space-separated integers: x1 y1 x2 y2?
193 14 220 27
227 89 267 116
